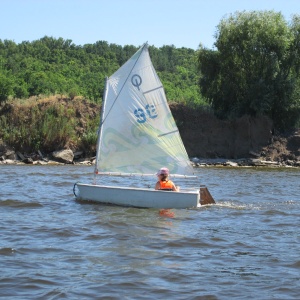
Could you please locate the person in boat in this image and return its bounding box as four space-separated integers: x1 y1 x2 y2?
155 167 180 192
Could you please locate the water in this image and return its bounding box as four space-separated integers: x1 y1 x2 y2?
0 165 299 299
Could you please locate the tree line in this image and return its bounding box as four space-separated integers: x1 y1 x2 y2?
0 37 203 107
1 10 300 131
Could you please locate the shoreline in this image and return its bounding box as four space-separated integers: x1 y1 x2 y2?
1 157 299 169
191 157 300 168
1 145 299 169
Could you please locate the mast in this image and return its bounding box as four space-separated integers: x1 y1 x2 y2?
94 77 108 181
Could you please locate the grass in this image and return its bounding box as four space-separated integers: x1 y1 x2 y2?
0 95 100 155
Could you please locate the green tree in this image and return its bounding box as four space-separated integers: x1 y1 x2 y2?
0 72 14 103
198 10 300 130
13 78 29 99
27 71 50 95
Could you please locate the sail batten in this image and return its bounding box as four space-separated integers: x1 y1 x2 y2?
158 130 179 137
143 86 163 94
95 44 193 176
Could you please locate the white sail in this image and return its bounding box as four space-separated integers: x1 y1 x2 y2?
95 43 193 176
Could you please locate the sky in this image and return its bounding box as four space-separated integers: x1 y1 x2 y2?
1 0 300 50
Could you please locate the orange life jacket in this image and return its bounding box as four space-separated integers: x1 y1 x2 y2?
159 180 174 190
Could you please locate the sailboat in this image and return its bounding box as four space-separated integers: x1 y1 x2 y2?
74 43 215 208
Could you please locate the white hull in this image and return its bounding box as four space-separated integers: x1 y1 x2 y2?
75 183 200 209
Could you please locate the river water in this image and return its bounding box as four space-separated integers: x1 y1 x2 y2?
0 165 299 299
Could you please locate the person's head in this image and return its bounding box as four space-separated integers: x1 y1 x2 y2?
157 167 169 181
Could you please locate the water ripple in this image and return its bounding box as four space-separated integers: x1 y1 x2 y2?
0 165 299 299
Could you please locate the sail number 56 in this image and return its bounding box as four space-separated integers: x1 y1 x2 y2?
134 104 158 123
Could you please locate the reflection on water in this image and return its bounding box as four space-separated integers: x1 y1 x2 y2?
0 165 299 299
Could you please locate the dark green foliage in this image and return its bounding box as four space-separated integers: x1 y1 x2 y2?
0 37 202 107
0 72 14 104
198 11 300 130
